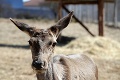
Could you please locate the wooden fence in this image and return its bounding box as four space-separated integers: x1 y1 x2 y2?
62 1 120 27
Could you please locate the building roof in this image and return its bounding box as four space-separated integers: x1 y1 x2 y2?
24 0 46 7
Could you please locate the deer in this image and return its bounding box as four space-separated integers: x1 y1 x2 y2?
10 11 98 80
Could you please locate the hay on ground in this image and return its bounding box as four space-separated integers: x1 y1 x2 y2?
65 37 120 59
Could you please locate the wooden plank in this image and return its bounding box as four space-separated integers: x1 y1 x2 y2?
62 1 98 5
98 0 104 36
57 0 62 20
62 5 95 37
57 0 62 42
46 0 115 3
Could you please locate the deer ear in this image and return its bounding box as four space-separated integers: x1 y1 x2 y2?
10 18 36 37
48 11 73 37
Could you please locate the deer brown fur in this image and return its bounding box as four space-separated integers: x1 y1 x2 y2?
10 11 98 80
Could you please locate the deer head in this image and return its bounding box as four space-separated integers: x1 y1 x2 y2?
10 11 73 73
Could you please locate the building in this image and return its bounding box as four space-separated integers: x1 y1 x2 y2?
0 0 23 8
0 0 55 19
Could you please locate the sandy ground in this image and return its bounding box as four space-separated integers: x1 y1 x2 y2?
0 18 120 80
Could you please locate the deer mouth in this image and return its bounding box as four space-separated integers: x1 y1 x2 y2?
32 65 47 73
32 67 47 73
35 69 47 73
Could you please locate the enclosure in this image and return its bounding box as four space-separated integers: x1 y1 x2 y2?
0 0 120 80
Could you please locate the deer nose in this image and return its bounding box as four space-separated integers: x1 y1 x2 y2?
32 60 45 69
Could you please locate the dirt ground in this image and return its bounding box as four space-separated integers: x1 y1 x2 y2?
0 18 120 80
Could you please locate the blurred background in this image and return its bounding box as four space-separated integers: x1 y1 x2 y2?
0 0 120 80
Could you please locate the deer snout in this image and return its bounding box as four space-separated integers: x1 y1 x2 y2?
32 60 46 70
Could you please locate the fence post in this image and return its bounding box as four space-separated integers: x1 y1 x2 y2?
98 0 104 36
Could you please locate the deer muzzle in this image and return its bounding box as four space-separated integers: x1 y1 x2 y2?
32 60 47 71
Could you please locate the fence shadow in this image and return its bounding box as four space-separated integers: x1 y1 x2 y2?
57 36 76 46
0 36 75 49
106 24 120 29
0 44 29 49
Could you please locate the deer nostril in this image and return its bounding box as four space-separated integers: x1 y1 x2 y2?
32 60 45 69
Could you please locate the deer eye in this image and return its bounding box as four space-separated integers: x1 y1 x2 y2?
28 40 32 45
52 42 57 47
48 41 52 46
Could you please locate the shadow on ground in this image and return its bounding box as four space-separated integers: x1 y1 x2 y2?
0 44 29 49
0 36 76 49
106 24 120 29
57 36 76 46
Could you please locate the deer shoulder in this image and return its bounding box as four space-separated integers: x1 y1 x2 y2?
53 54 98 80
